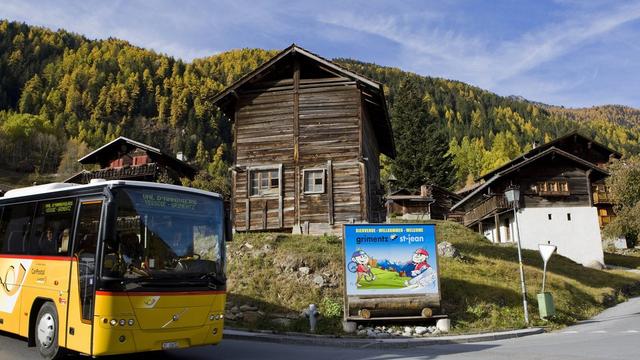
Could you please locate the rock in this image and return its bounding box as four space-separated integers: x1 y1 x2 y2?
614 237 629 250
403 326 413 334
414 326 428 335
235 312 244 319
436 319 451 333
366 329 376 337
402 332 412 337
357 329 367 336
313 275 325 287
438 241 460 258
584 260 605 270
357 325 364 330
224 312 237 321
242 242 254 250
342 321 358 333
298 266 311 275
428 326 437 333
239 304 258 312
242 311 260 323
231 306 240 313
376 332 391 338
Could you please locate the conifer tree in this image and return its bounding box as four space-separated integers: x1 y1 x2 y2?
390 79 455 190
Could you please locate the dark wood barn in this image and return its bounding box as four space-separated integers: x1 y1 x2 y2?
65 136 196 184
451 145 610 265
212 44 395 234
474 132 621 228
386 184 461 221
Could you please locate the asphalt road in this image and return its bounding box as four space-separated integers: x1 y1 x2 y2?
2 297 639 360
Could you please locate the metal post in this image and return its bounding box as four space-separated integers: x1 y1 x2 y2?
541 261 548 293
513 205 530 325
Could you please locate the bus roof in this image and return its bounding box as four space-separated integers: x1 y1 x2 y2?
0 180 223 202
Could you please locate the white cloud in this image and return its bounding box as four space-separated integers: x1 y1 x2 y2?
318 1 640 92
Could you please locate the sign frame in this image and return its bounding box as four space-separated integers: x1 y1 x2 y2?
341 223 442 321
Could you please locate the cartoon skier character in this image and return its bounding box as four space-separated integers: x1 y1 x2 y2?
350 249 376 287
404 248 436 289
410 248 431 277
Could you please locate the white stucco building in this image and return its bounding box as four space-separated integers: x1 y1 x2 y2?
452 133 620 267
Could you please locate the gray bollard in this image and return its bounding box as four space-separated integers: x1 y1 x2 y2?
303 304 320 332
436 318 450 333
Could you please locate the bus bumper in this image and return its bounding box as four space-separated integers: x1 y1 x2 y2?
91 321 224 356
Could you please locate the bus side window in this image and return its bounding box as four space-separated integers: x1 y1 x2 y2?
30 199 75 256
0 203 36 255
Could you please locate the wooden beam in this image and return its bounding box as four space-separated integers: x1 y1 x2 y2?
494 213 501 243
245 198 250 231
293 57 301 226
586 169 593 207
231 169 237 230
246 170 250 231
278 163 284 228
327 160 334 225
262 200 268 230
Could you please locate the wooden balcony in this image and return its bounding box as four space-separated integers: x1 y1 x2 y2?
463 194 509 226
593 191 612 204
81 163 158 182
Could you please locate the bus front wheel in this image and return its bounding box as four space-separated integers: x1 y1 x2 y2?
35 302 62 359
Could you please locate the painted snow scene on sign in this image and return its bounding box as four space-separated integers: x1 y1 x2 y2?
344 224 439 296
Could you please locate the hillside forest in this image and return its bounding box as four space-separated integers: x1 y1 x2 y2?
2 20 640 194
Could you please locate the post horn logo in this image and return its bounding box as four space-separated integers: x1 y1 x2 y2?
0 264 27 296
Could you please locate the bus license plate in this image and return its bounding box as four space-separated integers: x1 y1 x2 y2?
162 341 178 350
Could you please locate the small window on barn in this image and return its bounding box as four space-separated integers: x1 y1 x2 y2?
303 169 325 194
249 168 280 197
567 213 571 221
548 214 552 220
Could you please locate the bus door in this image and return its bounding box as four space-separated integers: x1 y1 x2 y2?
65 198 103 354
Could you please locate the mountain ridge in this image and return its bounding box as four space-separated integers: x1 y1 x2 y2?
1 19 639 188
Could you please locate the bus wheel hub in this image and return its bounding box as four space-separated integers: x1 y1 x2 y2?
37 313 55 347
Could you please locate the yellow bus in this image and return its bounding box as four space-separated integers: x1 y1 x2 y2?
0 180 229 358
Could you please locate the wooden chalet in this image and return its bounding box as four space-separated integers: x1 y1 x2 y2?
212 44 395 234
65 137 196 185
475 131 621 228
386 184 461 221
451 132 620 266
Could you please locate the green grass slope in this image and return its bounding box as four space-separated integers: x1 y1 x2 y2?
225 221 640 334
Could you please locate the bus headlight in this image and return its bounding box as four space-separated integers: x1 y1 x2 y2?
128 319 135 326
110 319 118 326
119 319 126 326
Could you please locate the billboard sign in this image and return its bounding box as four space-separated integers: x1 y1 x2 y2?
343 224 439 297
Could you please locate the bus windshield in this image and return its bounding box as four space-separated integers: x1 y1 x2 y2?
101 187 225 289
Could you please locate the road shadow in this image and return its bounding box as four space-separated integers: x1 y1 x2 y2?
59 341 501 360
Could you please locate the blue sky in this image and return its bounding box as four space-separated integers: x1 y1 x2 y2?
2 0 640 108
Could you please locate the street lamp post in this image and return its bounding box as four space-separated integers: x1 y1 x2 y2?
504 185 530 325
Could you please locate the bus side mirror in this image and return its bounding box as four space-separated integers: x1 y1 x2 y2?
224 201 233 242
